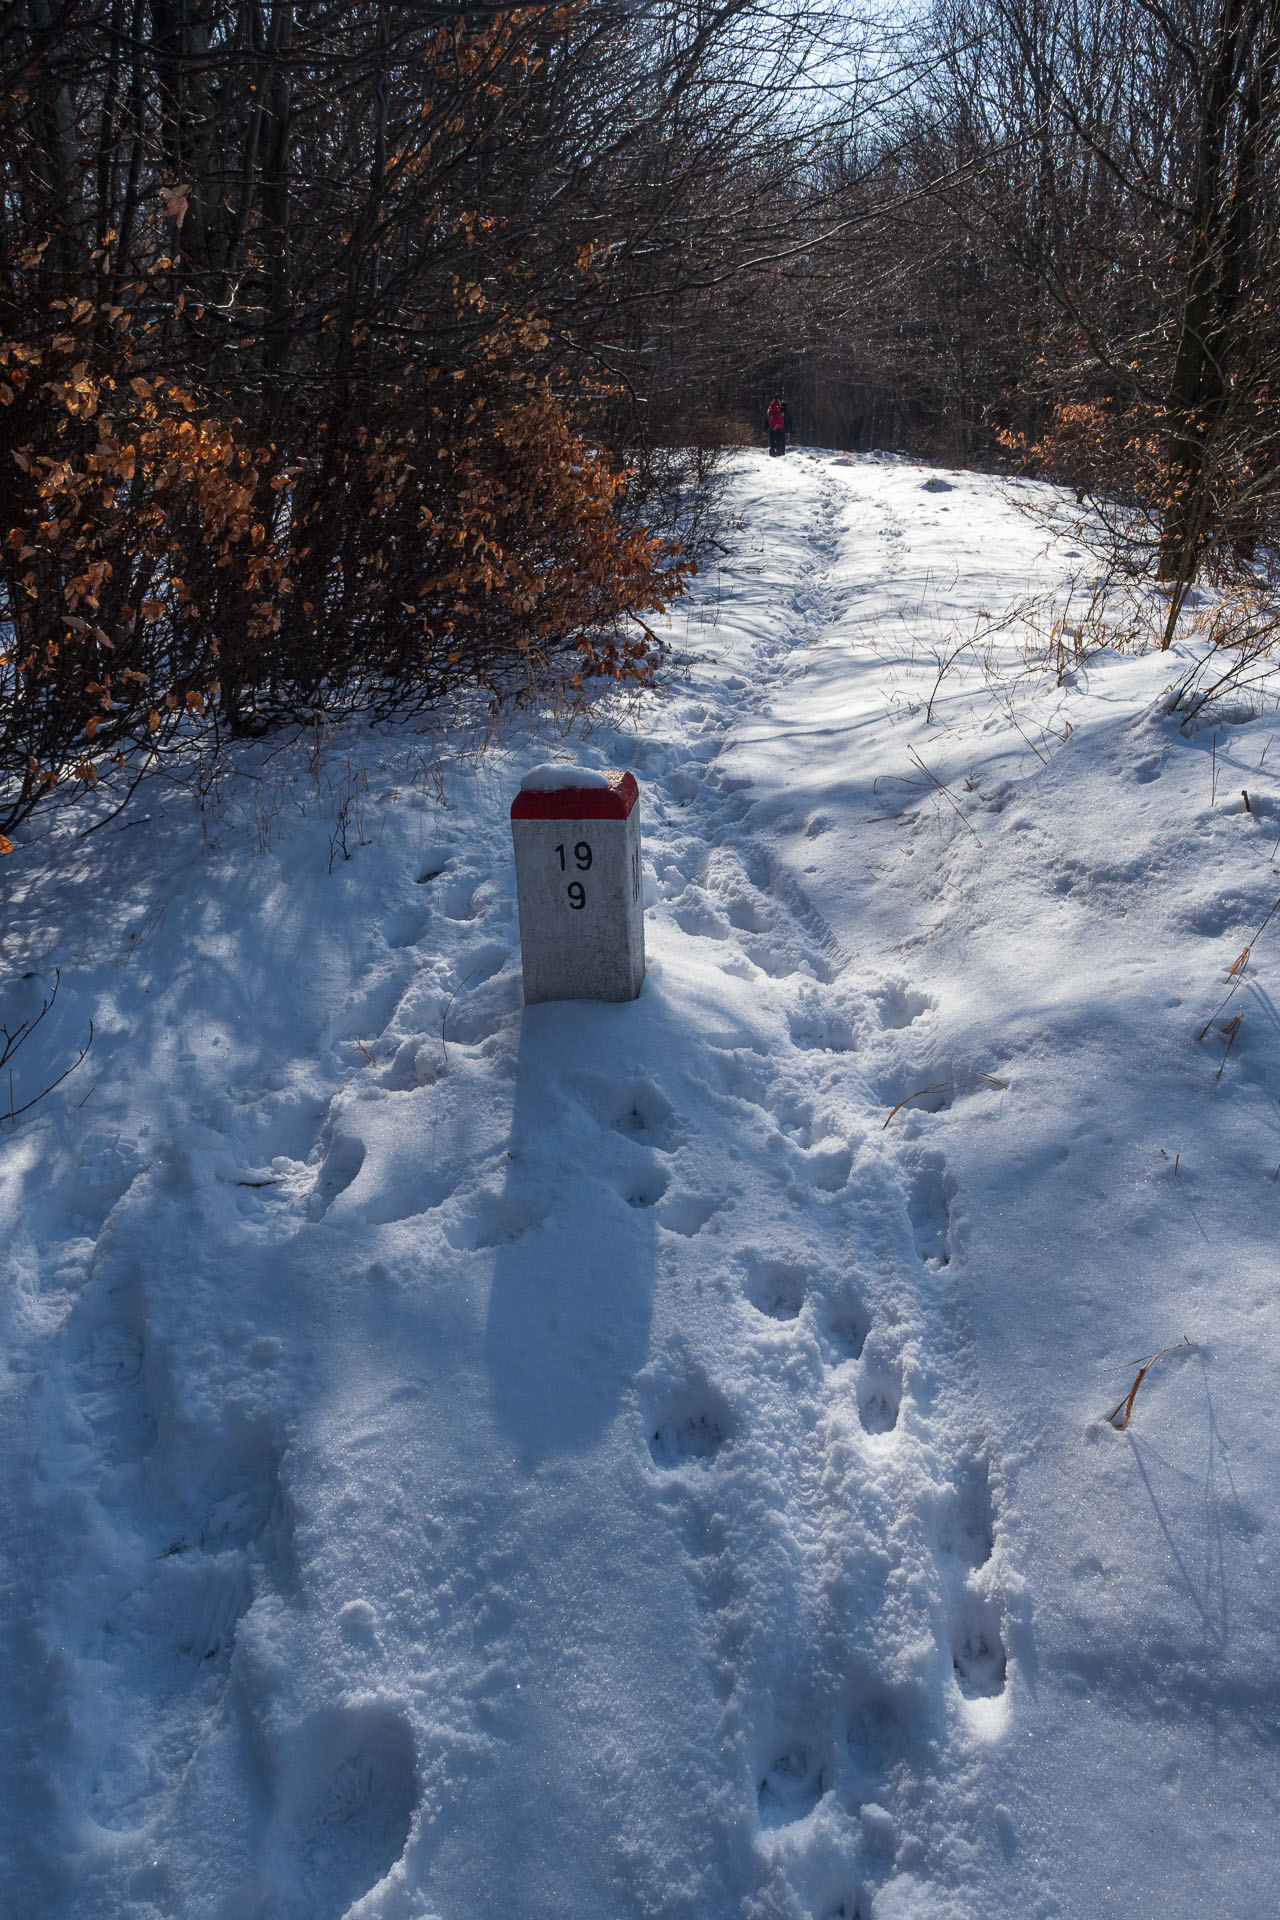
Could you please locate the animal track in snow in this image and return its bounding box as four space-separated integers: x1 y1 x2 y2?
657 1191 722 1237
279 1703 418 1920
1182 887 1266 939
874 981 933 1030
908 1156 955 1267
857 1355 903 1436
740 1253 806 1321
821 1893 870 1920
442 952 520 1047
443 1191 544 1252
452 942 509 990
568 1074 680 1151
705 1046 774 1112
770 1090 817 1147
757 1736 830 1827
822 1288 870 1362
383 909 428 949
788 1003 858 1053
797 1142 853 1192
618 1167 670 1209
439 875 481 920
382 1036 441 1091
935 1454 996 1568
950 1597 1008 1700
845 1673 915 1793
648 1384 735 1468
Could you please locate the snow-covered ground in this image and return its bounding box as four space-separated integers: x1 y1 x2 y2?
4 449 1280 1920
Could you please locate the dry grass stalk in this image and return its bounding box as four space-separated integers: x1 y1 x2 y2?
882 1073 1008 1128
1196 889 1280 1042
1215 1013 1243 1078
1104 1336 1196 1430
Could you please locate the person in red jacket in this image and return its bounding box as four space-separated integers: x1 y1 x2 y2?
766 396 787 457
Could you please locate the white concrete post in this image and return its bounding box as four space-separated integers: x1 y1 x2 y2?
511 767 645 1004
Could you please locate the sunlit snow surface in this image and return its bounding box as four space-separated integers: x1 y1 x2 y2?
3 450 1279 1919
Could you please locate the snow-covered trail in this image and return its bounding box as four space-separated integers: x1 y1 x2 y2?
4 450 1280 1919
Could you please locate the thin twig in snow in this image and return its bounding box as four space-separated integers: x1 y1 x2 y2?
906 748 981 840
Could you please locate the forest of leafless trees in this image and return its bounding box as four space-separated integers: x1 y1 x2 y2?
2 0 1278 837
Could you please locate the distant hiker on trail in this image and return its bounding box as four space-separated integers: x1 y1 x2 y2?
766 396 787 457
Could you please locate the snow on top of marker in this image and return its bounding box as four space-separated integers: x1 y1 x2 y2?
520 762 614 790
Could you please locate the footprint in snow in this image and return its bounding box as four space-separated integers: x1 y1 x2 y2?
822 1287 870 1362
443 1191 545 1252
657 1191 722 1237
726 891 775 934
857 1354 903 1436
674 897 732 940
275 1703 418 1920
749 938 837 985
820 1893 871 1920
845 1673 915 1791
307 1134 366 1219
648 1383 735 1468
438 875 481 920
757 1737 830 1826
86 1420 295 1832
617 1167 669 1210
874 981 934 1030
907 1154 955 1267
935 1453 997 1568
950 1596 1008 1701
797 1142 853 1193
771 1090 817 1147
788 1002 858 1054
566 1073 681 1151
739 1252 806 1322
383 908 429 949
666 767 701 803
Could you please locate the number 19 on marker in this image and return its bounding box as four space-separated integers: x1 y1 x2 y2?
555 840 592 909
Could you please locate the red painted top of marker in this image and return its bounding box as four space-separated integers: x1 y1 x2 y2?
511 769 639 820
